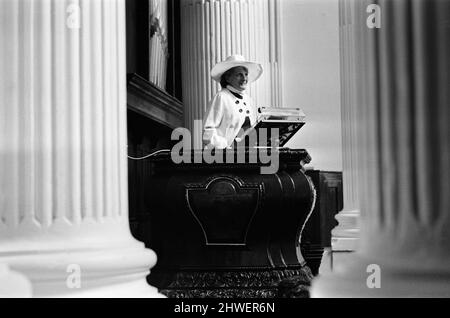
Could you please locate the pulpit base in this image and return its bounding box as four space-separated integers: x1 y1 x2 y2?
150 265 314 298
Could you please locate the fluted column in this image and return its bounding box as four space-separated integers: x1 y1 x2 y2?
0 0 162 297
149 0 169 90
331 0 360 253
180 0 283 145
312 0 450 297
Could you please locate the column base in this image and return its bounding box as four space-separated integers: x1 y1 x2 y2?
0 263 32 297
310 252 450 297
317 248 333 275
331 209 360 252
331 236 359 251
1 239 165 298
332 209 359 236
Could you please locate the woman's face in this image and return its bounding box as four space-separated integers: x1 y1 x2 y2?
225 66 249 91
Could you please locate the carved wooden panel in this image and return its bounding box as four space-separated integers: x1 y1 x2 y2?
186 176 262 245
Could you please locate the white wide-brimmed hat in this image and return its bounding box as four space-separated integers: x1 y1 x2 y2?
211 54 263 83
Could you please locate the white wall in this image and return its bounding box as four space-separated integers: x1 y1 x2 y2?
280 0 342 171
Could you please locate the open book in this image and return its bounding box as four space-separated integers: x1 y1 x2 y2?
235 107 306 147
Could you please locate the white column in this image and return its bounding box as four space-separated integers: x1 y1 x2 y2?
331 0 360 253
0 264 32 297
312 0 450 297
149 0 169 90
180 0 283 141
0 0 162 297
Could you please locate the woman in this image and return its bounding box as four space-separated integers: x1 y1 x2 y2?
203 55 263 149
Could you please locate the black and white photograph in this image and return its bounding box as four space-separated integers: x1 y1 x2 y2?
0 0 449 304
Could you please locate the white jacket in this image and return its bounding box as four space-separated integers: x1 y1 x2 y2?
203 88 257 149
